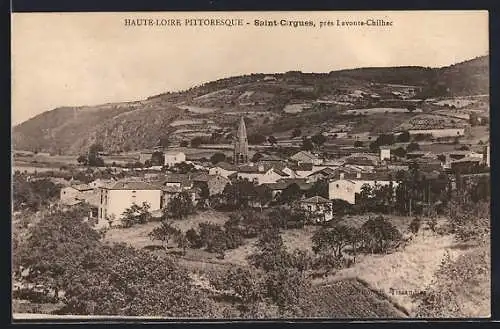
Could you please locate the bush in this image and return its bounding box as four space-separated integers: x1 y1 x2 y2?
185 228 202 248
409 217 422 234
360 216 403 254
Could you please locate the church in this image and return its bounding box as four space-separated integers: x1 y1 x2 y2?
233 116 249 165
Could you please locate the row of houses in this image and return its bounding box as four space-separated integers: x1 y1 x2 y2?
59 145 490 227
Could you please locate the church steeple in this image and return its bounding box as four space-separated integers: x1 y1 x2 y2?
234 116 249 165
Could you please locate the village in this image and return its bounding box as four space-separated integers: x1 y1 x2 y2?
11 57 491 318
29 108 486 230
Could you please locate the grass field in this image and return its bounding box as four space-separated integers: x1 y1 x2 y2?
316 228 463 315
103 210 317 268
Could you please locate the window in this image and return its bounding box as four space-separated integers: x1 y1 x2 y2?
336 184 339 188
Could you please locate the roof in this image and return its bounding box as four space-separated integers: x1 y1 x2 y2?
104 181 161 190
452 156 483 163
448 150 482 156
263 181 290 190
301 196 331 204
290 163 314 171
290 151 320 162
260 154 285 162
273 168 290 177
164 151 185 156
71 184 93 191
213 162 237 171
160 173 192 184
193 173 228 182
344 155 378 166
308 167 336 177
237 163 277 173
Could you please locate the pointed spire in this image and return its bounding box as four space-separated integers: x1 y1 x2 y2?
234 116 249 165
238 116 247 140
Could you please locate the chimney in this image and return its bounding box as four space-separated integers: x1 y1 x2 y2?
356 172 362 179
339 172 345 180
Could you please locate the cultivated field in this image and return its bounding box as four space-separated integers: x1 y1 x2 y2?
317 228 463 315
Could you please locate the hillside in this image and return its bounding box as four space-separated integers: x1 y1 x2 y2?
12 56 489 154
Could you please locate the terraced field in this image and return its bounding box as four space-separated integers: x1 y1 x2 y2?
305 278 407 318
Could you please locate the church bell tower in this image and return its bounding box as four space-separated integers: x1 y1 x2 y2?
234 116 249 165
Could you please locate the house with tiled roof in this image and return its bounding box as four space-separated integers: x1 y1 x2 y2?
209 162 238 178
299 196 334 222
306 167 336 183
234 163 289 185
60 184 96 206
450 156 483 173
290 151 323 165
328 178 399 205
192 173 230 196
97 180 162 228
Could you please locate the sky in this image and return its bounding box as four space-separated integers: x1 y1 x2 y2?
11 11 489 125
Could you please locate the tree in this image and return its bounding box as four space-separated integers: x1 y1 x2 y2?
151 151 165 166
180 140 189 147
248 228 290 272
185 228 202 248
279 183 302 204
159 135 170 148
210 152 226 165
306 179 329 199
301 137 314 151
291 128 302 138
251 152 264 162
78 143 105 167
248 133 267 145
148 221 181 249
264 267 311 316
397 131 411 143
407 104 417 113
393 147 407 158
376 133 395 146
13 175 61 212
61 244 219 317
190 137 203 148
212 267 264 313
437 154 447 163
354 140 364 148
311 225 352 258
14 205 102 302
171 162 196 174
311 134 326 148
121 202 152 228
197 222 229 256
360 216 402 253
406 142 421 153
222 179 259 209
409 217 422 234
77 155 88 165
166 191 195 220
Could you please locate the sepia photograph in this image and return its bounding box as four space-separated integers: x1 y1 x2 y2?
11 10 490 320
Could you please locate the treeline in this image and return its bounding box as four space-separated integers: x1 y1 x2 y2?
13 173 61 212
